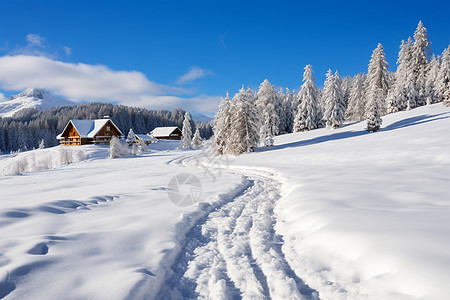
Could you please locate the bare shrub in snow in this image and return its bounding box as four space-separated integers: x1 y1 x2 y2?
39 155 53 170
59 147 74 165
110 136 129 158
137 139 148 153
75 149 86 161
11 158 29 175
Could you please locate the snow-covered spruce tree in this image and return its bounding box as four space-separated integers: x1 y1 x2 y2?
38 139 45 150
275 87 285 135
366 44 389 131
367 43 390 116
437 46 450 105
366 85 383 132
425 55 441 105
345 73 367 121
341 76 352 107
293 65 320 132
410 21 432 107
255 79 279 147
213 93 232 155
126 128 137 146
386 39 413 113
181 112 193 148
228 87 259 155
323 70 346 128
317 90 326 127
292 90 301 117
281 88 294 133
192 128 203 149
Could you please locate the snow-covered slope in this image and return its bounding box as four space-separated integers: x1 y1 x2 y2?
0 103 449 299
226 103 450 300
0 88 75 118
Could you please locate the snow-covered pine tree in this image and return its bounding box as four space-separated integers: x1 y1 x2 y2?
366 85 383 132
293 65 320 132
437 46 450 105
366 43 389 131
281 88 294 133
255 79 279 147
213 93 232 155
38 139 45 150
228 87 259 155
275 87 284 135
181 112 193 148
126 128 137 146
292 91 301 117
345 73 367 121
386 39 413 113
425 55 441 105
192 128 203 149
341 76 352 107
323 70 346 128
410 21 432 107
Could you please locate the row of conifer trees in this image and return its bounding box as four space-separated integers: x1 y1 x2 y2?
213 21 450 156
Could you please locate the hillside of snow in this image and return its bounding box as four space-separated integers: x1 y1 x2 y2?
0 88 75 118
224 103 450 300
0 103 449 299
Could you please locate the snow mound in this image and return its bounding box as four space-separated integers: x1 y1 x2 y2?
0 88 75 118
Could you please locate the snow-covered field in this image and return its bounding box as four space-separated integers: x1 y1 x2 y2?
0 103 449 299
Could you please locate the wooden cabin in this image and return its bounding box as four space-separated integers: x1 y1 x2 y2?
57 119 123 146
150 127 182 140
135 134 158 145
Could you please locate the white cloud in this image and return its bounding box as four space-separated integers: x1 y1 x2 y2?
0 55 220 114
10 34 71 58
175 66 214 84
0 92 6 102
63 46 72 56
26 33 45 48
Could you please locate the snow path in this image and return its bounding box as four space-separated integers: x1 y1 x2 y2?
156 155 318 299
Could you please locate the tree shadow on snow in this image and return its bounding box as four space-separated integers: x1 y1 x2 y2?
257 130 369 152
382 112 450 132
257 111 450 152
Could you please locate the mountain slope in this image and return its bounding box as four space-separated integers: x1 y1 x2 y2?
0 88 75 118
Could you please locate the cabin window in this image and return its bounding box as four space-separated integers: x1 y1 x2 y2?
106 126 111 131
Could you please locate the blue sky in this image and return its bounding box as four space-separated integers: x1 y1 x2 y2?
0 0 449 115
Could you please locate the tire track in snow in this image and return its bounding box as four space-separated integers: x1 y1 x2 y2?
157 155 319 299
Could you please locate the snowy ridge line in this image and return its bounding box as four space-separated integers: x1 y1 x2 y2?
161 151 318 299
125 174 251 300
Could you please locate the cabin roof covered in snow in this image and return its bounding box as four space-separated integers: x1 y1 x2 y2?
151 127 180 137
57 119 123 139
135 134 158 141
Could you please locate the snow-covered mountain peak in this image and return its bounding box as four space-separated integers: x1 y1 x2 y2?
9 88 47 101
0 88 75 118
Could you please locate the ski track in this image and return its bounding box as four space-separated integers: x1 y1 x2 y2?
157 154 319 300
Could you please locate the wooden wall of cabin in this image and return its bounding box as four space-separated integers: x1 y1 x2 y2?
95 120 121 137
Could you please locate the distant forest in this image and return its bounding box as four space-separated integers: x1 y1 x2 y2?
0 102 213 153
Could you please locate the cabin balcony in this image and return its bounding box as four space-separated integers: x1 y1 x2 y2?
60 137 81 146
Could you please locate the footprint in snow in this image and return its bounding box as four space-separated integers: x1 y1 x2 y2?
27 242 49 255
